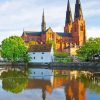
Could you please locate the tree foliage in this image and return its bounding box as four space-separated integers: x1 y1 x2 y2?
29 41 38 46
46 40 54 45
54 51 69 58
1 36 29 62
77 38 100 61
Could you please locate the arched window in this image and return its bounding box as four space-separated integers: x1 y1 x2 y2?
80 25 83 31
75 26 77 32
41 57 43 59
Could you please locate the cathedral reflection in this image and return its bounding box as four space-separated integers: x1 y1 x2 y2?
0 68 99 100
27 70 86 100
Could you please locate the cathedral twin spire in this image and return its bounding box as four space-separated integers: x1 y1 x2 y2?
41 0 83 33
65 0 83 25
74 0 83 19
65 0 72 24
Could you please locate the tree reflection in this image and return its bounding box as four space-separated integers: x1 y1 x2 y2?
77 73 100 94
1 69 28 93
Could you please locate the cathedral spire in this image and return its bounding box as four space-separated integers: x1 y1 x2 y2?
74 0 83 19
65 0 72 24
41 9 46 32
76 0 81 4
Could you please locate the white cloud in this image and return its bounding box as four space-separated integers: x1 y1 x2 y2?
0 30 22 43
87 27 100 39
0 0 100 43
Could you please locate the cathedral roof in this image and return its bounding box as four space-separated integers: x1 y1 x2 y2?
22 28 72 38
23 31 42 36
57 32 72 37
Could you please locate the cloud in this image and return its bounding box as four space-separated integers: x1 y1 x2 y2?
0 30 22 43
0 0 100 43
87 27 100 39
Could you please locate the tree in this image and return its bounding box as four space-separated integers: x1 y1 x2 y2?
77 38 100 61
28 41 38 46
46 40 54 45
1 36 29 63
54 51 69 58
46 40 55 50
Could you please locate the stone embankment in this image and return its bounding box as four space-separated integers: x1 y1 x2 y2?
0 61 100 71
0 61 25 67
50 62 100 71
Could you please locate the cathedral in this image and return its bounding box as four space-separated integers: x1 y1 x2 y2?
22 0 86 53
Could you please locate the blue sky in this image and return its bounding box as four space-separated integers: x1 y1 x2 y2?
0 0 100 43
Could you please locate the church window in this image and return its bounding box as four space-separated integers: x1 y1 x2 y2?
41 57 43 59
75 26 77 32
80 25 83 31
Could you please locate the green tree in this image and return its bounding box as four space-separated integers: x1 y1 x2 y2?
77 38 100 61
54 51 69 58
46 40 55 50
1 36 29 63
46 40 54 45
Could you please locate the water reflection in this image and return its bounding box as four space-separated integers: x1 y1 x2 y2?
77 72 100 94
1 69 28 93
0 68 100 100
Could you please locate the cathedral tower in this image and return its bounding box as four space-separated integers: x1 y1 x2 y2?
41 10 46 32
64 0 72 33
72 0 86 46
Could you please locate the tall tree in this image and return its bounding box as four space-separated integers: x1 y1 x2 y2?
1 36 28 62
77 38 100 61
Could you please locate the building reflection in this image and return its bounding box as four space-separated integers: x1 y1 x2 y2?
65 79 85 100
0 68 99 100
53 70 86 100
27 70 86 100
0 66 100 100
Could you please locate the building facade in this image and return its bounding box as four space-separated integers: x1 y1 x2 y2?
28 44 54 63
22 0 86 53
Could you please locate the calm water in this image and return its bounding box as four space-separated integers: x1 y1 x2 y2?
0 68 100 100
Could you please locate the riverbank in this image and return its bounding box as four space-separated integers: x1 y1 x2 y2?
49 62 100 71
0 62 100 71
28 62 100 71
0 61 25 66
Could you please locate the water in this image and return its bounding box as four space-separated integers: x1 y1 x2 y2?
0 68 100 100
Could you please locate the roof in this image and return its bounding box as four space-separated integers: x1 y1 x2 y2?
22 29 72 38
29 44 52 52
57 32 72 37
23 31 42 36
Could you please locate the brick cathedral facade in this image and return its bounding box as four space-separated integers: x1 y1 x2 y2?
22 0 86 53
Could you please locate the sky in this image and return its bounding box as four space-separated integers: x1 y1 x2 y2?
0 0 100 43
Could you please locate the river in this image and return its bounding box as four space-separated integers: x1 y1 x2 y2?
0 67 100 100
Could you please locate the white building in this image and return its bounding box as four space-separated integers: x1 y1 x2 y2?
28 44 54 63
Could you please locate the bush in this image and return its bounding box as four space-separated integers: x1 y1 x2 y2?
54 51 69 58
